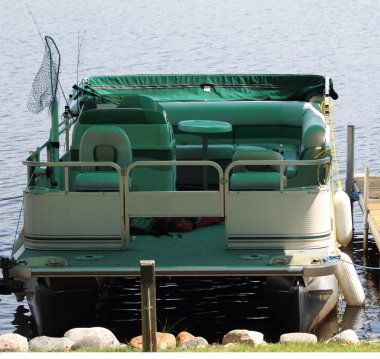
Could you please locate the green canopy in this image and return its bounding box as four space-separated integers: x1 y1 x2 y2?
86 74 338 102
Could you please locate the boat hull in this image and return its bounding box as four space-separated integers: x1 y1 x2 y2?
26 277 99 336
266 275 339 332
24 274 338 336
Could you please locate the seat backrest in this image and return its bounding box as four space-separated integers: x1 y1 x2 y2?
79 108 166 125
79 125 132 171
232 146 284 173
117 94 160 111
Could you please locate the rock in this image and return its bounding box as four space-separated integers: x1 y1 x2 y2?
157 332 176 350
129 335 143 350
72 335 109 350
29 336 74 352
327 329 359 345
176 331 195 345
280 333 318 344
180 337 209 349
64 327 120 349
222 329 264 346
129 332 176 351
0 333 28 352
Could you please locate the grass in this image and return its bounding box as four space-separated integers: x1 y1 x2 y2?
71 341 380 353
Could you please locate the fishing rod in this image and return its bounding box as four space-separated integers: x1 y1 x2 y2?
72 84 119 105
26 4 70 111
76 30 86 91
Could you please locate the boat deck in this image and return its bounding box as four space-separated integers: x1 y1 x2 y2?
12 223 335 278
354 175 380 249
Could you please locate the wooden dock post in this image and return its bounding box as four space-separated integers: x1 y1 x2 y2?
354 171 380 256
363 165 370 253
346 125 355 200
140 260 157 352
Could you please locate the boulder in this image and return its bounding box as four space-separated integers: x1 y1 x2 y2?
327 329 360 345
180 337 209 349
157 332 176 350
64 327 119 349
72 335 111 350
222 329 264 346
176 331 195 345
129 335 143 350
129 332 176 351
280 333 318 344
29 336 74 352
0 333 28 352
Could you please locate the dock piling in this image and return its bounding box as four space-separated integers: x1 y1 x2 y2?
346 125 355 203
350 125 380 260
363 165 369 253
140 260 157 352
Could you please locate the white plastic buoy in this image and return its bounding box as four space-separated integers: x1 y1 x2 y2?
335 250 365 306
334 188 353 246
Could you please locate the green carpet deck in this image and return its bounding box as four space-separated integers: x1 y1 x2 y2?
13 224 332 277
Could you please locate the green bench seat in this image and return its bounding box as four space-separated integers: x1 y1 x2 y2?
230 172 287 190
176 144 235 160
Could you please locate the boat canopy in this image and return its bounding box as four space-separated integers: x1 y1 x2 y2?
86 74 338 103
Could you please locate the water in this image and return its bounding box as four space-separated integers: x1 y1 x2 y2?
0 0 379 342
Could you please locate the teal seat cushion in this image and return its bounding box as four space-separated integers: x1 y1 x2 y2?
176 144 235 160
75 172 121 191
117 94 161 111
232 146 284 173
79 108 166 125
236 143 298 179
230 172 287 190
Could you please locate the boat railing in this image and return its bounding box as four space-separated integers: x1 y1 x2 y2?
22 160 123 190
25 112 75 165
224 157 331 192
125 161 225 239
22 159 223 248
21 157 330 248
22 160 126 248
58 114 76 151
223 157 332 249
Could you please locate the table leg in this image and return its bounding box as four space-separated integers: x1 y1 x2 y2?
202 134 208 190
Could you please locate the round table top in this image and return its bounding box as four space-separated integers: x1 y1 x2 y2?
178 120 232 134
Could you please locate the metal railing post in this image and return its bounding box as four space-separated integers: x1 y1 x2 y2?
140 260 157 352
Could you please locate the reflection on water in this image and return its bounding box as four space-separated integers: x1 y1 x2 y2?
94 277 279 343
315 306 366 341
11 305 36 340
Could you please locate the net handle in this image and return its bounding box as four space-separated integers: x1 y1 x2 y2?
45 36 61 100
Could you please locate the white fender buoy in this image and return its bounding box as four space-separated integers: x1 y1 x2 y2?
335 250 365 306
334 188 353 246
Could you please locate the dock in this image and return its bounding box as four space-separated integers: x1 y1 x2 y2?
353 174 380 250
346 125 380 252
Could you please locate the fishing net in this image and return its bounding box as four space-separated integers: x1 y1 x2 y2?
27 36 61 114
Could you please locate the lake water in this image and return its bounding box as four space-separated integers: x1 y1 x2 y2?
0 0 379 342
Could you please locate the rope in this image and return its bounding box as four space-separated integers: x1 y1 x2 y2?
321 99 342 189
13 169 36 243
321 99 340 256
14 201 23 243
327 256 380 271
330 165 340 256
0 195 23 202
